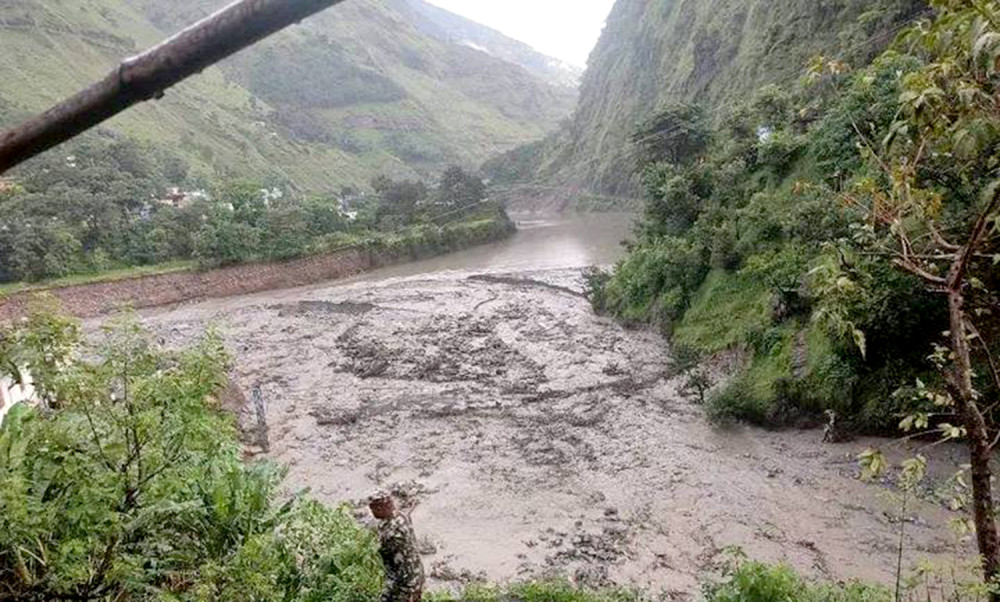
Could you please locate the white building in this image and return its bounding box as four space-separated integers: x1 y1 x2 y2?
0 370 37 426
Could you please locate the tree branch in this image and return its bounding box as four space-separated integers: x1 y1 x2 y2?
950 187 1000 289
893 257 948 286
0 0 348 173
81 401 116 473
930 222 962 251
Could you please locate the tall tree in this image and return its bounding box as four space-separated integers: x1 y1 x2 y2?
847 1 1000 593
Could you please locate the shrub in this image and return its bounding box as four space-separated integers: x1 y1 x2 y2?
602 236 709 328
7 222 83 282
0 313 382 601
706 374 774 425
703 549 890 602
810 53 922 184
756 130 804 175
194 210 263 268
583 266 613 313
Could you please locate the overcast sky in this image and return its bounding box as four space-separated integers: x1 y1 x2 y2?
424 0 616 67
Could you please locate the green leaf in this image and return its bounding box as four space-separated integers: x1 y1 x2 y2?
899 415 916 432
852 328 867 359
940 423 967 440
900 455 927 489
858 448 888 481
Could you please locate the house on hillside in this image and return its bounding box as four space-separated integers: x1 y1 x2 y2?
156 187 210 210
0 370 38 426
0 177 18 194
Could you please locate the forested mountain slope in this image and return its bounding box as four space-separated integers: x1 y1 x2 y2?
0 0 575 191
583 0 1000 587
488 0 926 206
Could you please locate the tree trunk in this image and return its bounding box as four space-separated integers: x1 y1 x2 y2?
949 289 1000 596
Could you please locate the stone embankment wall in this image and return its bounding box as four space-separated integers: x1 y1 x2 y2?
0 248 373 322
0 217 513 322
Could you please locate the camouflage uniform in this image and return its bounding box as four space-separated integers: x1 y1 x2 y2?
376 512 425 602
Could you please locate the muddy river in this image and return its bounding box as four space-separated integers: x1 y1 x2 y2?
127 214 973 597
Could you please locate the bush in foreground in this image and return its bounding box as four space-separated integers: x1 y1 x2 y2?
0 308 381 601
703 550 890 602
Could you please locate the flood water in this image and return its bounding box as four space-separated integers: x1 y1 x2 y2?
345 212 636 284
132 211 971 597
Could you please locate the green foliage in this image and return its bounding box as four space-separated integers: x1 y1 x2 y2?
673 270 772 354
640 163 712 236
751 84 794 129
0 312 382 601
703 549 890 602
633 103 711 167
247 38 406 109
372 175 430 228
756 130 805 175
0 139 509 282
194 208 263 268
583 267 614 314
6 222 83 282
590 5 966 432
740 244 813 297
602 235 709 329
262 204 312 261
705 331 795 425
810 53 923 183
372 167 490 231
436 166 487 209
0 136 187 282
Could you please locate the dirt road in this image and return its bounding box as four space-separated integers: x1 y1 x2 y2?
133 261 973 598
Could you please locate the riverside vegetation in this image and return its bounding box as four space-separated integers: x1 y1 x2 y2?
0 136 512 290
584 0 1000 597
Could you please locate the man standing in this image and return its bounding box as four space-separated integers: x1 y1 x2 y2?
369 489 425 602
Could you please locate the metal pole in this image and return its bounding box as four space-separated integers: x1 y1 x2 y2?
0 0 347 174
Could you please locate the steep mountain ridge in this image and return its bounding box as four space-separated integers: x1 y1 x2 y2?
0 0 576 190
489 0 925 207
394 0 584 89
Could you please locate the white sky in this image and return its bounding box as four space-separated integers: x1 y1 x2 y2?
424 0 616 67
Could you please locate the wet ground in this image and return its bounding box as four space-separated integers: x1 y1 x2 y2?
118 215 972 597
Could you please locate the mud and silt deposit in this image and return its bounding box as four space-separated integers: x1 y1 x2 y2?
131 267 972 598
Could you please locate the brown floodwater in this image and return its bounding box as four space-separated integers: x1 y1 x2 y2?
344 212 637 284
111 213 975 598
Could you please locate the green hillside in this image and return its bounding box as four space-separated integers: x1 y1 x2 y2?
0 0 576 191
487 0 925 205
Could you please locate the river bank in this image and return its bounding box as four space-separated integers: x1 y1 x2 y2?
110 215 972 598
0 214 514 322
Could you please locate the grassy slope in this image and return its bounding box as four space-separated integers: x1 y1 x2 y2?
0 0 575 191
